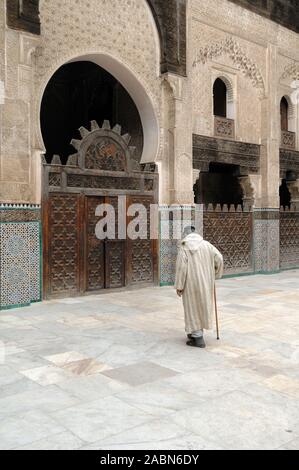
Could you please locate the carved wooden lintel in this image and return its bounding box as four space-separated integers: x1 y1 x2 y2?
193 134 260 175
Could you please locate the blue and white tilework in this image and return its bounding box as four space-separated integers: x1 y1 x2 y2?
0 222 41 309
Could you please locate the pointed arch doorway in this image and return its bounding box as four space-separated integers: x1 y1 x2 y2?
41 59 159 300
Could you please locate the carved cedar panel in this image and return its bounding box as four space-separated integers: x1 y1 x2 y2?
49 173 62 187
86 197 105 291
67 175 141 191
85 139 126 172
203 211 253 274
280 212 299 269
128 196 154 284
105 197 125 289
193 134 260 175
48 194 80 294
105 241 125 289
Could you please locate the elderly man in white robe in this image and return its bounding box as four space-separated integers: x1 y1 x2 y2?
175 226 224 348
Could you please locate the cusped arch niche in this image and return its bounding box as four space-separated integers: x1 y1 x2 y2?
38 53 160 165
26 0 187 75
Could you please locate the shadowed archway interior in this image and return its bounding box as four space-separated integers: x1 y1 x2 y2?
280 179 291 209
280 97 289 132
194 163 244 207
41 61 144 164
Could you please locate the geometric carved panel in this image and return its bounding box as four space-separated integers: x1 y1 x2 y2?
45 193 155 298
131 238 154 284
48 194 80 295
253 214 280 273
86 196 105 292
203 210 253 274
104 196 125 289
214 116 235 140
193 134 260 175
129 196 154 284
67 175 141 191
280 212 299 269
106 240 125 289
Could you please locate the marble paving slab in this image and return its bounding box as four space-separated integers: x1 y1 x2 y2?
102 361 179 387
0 270 298 450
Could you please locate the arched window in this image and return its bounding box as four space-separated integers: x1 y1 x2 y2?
280 97 289 131
213 78 227 118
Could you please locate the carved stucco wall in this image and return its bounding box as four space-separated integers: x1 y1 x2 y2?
0 1 4 82
191 1 267 145
6 0 188 76
36 0 160 94
1 0 299 206
0 0 41 204
34 0 161 150
190 0 299 207
190 0 299 137
0 0 4 190
0 0 163 204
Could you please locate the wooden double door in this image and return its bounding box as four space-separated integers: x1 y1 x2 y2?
43 193 156 299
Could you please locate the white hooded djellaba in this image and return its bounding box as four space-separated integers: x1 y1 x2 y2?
175 233 224 334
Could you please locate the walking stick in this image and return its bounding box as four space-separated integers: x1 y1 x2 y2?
214 284 220 340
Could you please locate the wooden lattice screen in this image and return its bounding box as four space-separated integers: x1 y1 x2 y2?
203 205 253 275
280 209 299 269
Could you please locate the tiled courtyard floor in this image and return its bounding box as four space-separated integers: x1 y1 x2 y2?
0 270 299 450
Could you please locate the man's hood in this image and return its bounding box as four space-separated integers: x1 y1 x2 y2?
180 233 204 253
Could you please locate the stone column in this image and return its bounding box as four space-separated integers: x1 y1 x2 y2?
159 73 194 285
0 0 5 182
163 73 194 205
254 43 280 273
0 20 42 310
238 175 260 211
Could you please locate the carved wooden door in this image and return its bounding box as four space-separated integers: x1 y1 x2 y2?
45 194 126 298
85 196 125 291
43 119 158 299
